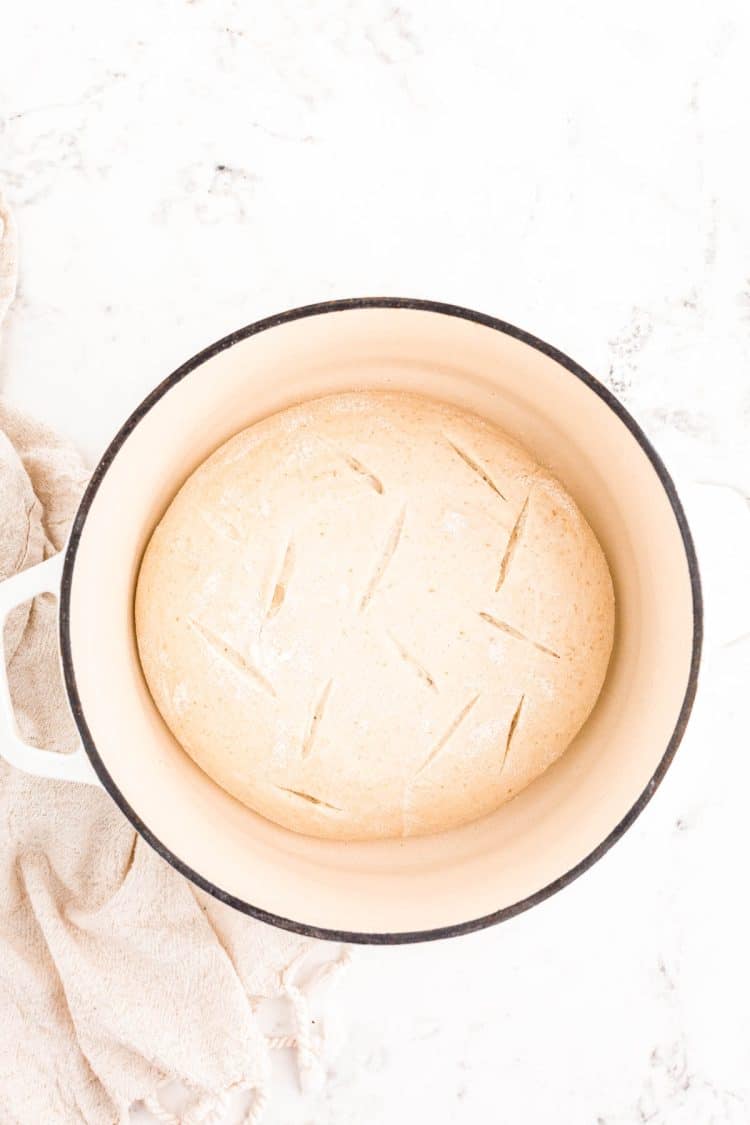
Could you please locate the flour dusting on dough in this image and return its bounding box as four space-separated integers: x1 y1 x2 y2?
441 510 468 536
135 390 615 841
172 682 189 715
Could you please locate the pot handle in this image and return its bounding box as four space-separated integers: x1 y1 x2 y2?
0 553 99 784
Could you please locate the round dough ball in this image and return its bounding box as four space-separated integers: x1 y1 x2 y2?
135 391 614 840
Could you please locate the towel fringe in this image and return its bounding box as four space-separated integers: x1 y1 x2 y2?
279 946 351 1090
141 948 350 1124
142 1091 180 1125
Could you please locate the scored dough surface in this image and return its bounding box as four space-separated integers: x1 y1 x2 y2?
135 391 615 840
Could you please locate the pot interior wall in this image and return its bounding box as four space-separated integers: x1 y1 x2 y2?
67 307 695 935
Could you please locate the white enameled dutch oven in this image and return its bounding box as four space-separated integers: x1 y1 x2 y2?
0 299 702 943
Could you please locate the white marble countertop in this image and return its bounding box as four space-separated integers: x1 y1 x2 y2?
3 1 749 1122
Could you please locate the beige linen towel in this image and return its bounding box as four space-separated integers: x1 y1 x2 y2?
0 197 348 1125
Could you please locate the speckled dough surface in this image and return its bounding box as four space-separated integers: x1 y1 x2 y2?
135 392 615 840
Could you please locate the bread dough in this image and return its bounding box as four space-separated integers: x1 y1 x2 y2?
135 392 615 840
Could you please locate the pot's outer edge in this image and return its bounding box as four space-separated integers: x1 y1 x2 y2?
58 297 703 944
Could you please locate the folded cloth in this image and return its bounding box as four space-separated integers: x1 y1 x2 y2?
0 196 347 1125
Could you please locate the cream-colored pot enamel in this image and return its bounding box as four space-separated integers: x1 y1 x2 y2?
0 300 701 942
